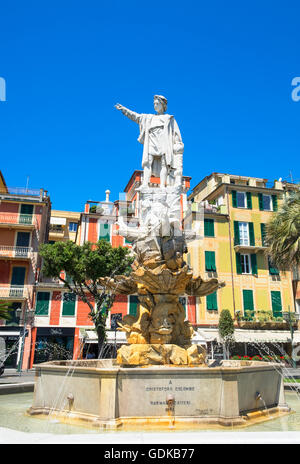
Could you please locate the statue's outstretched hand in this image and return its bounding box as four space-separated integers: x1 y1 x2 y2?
115 103 124 111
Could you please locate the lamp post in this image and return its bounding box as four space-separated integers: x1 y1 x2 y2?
282 307 300 369
16 306 34 375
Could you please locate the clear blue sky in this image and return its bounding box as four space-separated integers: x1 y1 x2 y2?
0 0 299 211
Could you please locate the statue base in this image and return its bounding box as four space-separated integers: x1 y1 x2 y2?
116 343 206 366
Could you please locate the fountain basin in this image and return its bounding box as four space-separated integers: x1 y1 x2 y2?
28 359 290 429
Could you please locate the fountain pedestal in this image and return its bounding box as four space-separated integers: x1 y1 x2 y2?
28 359 290 429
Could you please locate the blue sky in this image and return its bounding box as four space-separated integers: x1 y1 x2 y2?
0 0 299 211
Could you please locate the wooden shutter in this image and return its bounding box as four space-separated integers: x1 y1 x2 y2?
272 195 278 211
236 252 242 274
246 192 252 209
206 292 218 310
11 267 26 285
271 291 282 317
234 221 240 245
205 251 216 271
249 222 255 246
232 190 237 208
258 193 264 211
99 223 110 242
268 258 279 275
35 292 50 316
204 218 214 237
62 292 76 316
260 223 266 246
129 295 139 317
251 253 257 275
243 289 254 319
20 204 33 224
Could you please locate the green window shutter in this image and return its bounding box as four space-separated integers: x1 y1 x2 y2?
129 295 139 317
258 193 264 211
35 292 50 316
249 222 255 246
62 292 76 316
243 289 254 319
251 253 257 275
20 204 33 224
234 221 240 245
99 223 110 242
232 190 237 208
271 291 282 317
246 192 252 209
11 267 26 285
268 258 279 275
272 195 278 212
206 292 218 310
261 223 266 246
205 251 216 272
179 297 187 317
204 218 214 237
236 252 242 274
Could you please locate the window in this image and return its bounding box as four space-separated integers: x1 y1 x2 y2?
263 195 272 211
111 313 122 330
261 223 267 246
206 292 218 310
99 223 110 242
240 254 251 274
234 221 255 246
69 222 78 232
204 218 214 237
239 222 249 246
236 253 257 275
243 289 254 319
271 291 282 318
205 251 216 272
237 191 246 208
20 204 33 224
129 295 139 317
259 193 278 211
268 257 279 276
232 191 252 209
62 292 76 316
35 292 50 316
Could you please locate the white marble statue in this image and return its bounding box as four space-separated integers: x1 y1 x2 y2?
115 95 184 188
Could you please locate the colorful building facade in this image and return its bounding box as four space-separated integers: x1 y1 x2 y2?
0 171 51 369
186 172 299 351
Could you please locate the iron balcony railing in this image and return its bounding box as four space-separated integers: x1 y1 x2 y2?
0 246 33 258
0 285 31 299
0 212 35 225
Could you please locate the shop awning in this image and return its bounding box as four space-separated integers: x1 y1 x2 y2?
82 330 127 344
198 328 300 344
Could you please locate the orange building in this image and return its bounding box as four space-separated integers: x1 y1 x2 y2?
0 171 51 370
32 170 197 362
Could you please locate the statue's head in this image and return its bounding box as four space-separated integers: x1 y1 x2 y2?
154 95 167 114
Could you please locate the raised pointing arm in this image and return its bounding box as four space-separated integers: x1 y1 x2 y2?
115 103 141 123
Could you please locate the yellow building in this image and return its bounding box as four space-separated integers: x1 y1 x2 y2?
49 210 81 244
187 173 298 329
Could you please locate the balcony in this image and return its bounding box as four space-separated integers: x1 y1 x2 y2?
0 285 31 300
0 246 33 259
0 186 47 200
234 240 267 253
0 212 36 229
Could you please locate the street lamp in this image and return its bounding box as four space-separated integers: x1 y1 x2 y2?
282 307 300 369
16 306 34 375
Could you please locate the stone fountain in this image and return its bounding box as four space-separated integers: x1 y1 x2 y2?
28 96 290 429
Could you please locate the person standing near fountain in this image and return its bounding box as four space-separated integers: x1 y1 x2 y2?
115 95 184 188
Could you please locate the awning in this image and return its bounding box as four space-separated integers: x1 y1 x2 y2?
83 330 127 344
198 328 300 344
50 217 66 225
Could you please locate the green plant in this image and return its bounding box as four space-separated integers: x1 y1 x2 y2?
218 309 235 359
